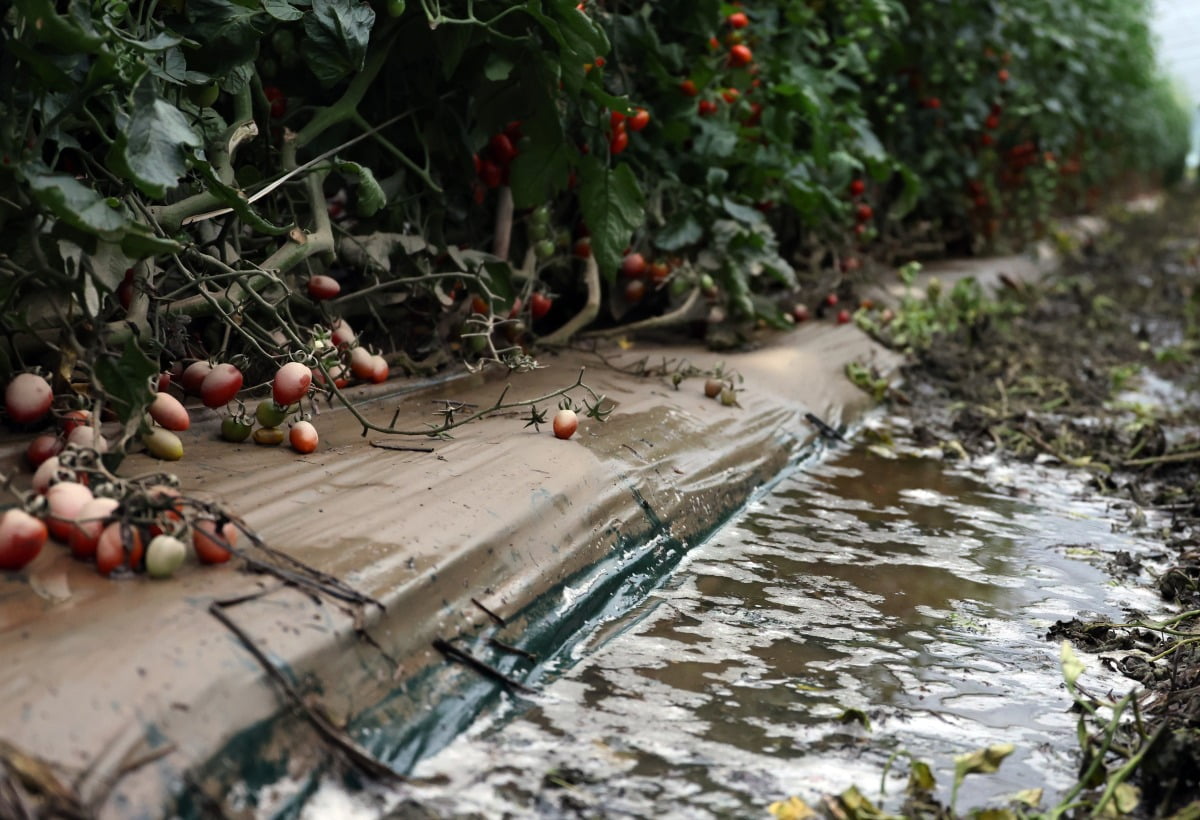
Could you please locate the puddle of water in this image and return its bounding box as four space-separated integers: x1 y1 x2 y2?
288 444 1168 819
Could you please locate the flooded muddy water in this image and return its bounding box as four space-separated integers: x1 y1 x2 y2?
295 424 1169 819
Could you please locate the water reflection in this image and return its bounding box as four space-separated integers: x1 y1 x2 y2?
307 446 1166 819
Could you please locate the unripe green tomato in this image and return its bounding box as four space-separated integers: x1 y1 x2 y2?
143 427 184 461
146 535 186 579
221 417 253 443
256 400 288 428
669 277 691 298
528 222 549 241
387 0 406 16
271 29 297 57
188 82 220 108
535 239 555 260
699 273 716 292
530 206 551 227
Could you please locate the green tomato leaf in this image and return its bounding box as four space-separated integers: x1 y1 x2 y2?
509 103 570 209
578 158 645 281
23 163 130 240
302 0 376 87
484 53 515 82
184 0 271 75
94 336 160 426
262 0 304 22
108 77 203 199
655 212 702 252
337 161 388 217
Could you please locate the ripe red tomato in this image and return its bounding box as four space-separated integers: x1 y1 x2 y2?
980 134 995 147
530 292 553 319
331 319 356 349
624 279 646 303
46 481 94 543
679 79 698 97
552 409 578 440
5 372 52 424
289 420 319 454
200 363 243 409
479 159 503 189
610 127 629 154
96 521 143 575
69 497 119 559
193 518 237 564
264 86 286 119
369 355 389 384
180 360 214 395
923 97 942 109
997 68 1010 84
307 275 341 300
849 179 866 197
825 293 839 307
573 237 592 259
792 304 810 323
856 203 873 223
698 99 719 116
621 252 647 278
649 261 670 282
60 408 92 435
629 108 651 132
728 11 749 28
610 109 626 128
728 44 753 67
489 133 518 165
0 510 47 571
836 309 852 324
721 88 740 104
470 295 490 315
985 115 1000 130
349 346 375 380
149 392 190 431
273 361 313 406
26 434 63 468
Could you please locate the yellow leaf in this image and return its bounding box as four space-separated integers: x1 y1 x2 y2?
617 336 634 350
768 795 817 820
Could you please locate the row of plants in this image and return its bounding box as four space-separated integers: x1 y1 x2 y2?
0 0 1189 470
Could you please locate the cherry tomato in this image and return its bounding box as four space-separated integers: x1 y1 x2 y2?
349 346 375 381
856 203 873 223
698 99 718 116
264 85 287 118
149 392 190 431
26 434 63 468
610 128 629 154
193 518 237 564
489 133 518 165
530 292 553 319
621 252 647 278
721 88 740 104
573 237 592 259
649 261 670 282
200 363 243 408
221 416 253 443
96 521 144 575
610 110 626 128
552 408 578 440
146 535 187 578
792 304 811 323
253 426 285 446
307 275 341 300
728 11 749 28
273 361 312 406
256 400 288 428
60 408 92 436
368 354 389 384
5 373 52 424
331 318 356 348
180 361 214 395
998 69 1010 84
849 179 866 197
624 279 646 303
679 79 698 97
629 108 650 132
289 420 319 454
46 481 94 543
836 309 852 324
143 427 184 461
0 510 47 571
69 497 119 559
728 44 753 67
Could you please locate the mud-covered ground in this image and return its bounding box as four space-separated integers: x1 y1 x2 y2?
882 194 1200 817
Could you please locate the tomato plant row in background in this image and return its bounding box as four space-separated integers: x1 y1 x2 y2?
0 0 1189 463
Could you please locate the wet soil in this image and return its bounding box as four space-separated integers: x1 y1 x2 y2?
888 194 1200 816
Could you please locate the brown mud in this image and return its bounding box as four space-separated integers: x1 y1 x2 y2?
883 195 1200 817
